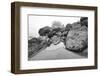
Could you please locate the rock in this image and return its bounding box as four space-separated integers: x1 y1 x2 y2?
51 35 61 45
52 21 64 28
38 26 52 36
65 26 88 52
71 22 81 29
80 17 88 27
65 23 72 31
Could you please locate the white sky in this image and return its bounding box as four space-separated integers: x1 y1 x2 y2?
29 15 80 38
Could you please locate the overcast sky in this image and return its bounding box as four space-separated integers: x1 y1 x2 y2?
28 15 80 39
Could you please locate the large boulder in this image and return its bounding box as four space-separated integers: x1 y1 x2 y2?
65 26 88 52
38 26 52 36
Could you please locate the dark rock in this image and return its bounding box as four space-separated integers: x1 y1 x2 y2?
38 26 52 36
80 17 88 27
65 23 72 31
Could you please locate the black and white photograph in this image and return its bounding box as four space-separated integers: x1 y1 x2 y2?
28 15 88 61
11 2 97 74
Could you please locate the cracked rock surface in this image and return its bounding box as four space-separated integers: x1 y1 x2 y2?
65 25 88 52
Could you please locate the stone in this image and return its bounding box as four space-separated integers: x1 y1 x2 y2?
65 26 88 52
51 35 61 45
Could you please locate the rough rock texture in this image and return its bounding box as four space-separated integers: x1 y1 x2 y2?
38 26 52 36
65 26 88 52
51 36 61 45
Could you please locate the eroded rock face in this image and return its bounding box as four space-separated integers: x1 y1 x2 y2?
65 26 88 52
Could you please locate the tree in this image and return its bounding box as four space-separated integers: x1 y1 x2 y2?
52 21 64 28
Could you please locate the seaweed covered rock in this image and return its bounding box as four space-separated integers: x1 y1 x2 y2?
65 26 88 52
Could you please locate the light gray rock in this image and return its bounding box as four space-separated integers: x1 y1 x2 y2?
65 26 88 52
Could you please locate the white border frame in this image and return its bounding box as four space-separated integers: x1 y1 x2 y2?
20 6 95 70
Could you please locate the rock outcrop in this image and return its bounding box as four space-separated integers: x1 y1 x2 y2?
65 25 88 52
64 17 88 52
